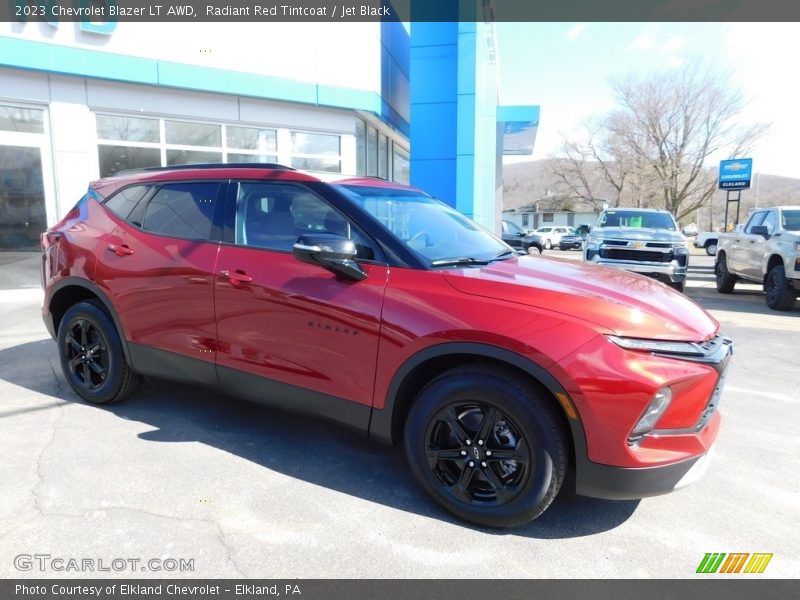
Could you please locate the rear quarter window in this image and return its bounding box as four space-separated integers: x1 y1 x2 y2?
142 182 221 240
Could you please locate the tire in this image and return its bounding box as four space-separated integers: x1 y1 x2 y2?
544 239 552 250
765 264 798 311
403 366 568 528
526 244 542 255
669 280 686 293
705 241 717 256
715 254 737 294
57 300 141 404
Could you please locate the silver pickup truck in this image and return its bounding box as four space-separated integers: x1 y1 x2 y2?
583 208 689 292
715 206 800 310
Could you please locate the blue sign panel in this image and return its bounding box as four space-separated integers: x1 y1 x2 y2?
719 158 753 189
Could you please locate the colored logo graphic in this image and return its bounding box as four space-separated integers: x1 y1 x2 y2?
696 553 773 574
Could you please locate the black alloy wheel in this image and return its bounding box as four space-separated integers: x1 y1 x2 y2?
404 366 567 528
63 317 109 391
424 402 531 506
57 301 141 404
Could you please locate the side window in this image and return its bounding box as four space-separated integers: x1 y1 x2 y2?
142 182 220 240
234 182 377 260
104 185 151 220
745 211 766 234
761 211 777 235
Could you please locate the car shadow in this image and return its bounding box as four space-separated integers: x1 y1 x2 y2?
0 338 640 539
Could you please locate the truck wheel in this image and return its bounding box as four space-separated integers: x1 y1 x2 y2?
669 281 686 293
715 255 737 294
765 265 798 311
404 366 567 528
705 241 717 256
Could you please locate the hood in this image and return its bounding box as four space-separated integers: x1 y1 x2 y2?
592 227 685 243
443 256 718 341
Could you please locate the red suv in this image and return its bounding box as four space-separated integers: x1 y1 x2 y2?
41 164 732 528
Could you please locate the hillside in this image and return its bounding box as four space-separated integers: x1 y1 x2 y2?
503 160 800 229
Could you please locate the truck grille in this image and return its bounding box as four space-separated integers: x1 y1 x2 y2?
600 248 673 263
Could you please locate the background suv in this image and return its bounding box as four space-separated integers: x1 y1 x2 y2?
533 225 572 249
41 164 730 528
584 208 690 293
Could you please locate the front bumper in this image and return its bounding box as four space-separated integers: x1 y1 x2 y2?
571 335 731 499
589 257 688 283
576 445 715 500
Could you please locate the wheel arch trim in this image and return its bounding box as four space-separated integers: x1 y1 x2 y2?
368 341 587 451
48 277 132 366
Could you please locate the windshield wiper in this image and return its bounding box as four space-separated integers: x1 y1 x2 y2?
430 257 491 268
491 249 516 261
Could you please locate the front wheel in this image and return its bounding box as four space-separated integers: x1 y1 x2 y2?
715 255 737 294
58 301 141 404
705 242 717 256
526 244 542 255
404 366 567 528
765 265 797 311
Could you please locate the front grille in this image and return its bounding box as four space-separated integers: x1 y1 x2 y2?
600 248 673 263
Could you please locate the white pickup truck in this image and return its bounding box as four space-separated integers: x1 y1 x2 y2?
715 206 800 310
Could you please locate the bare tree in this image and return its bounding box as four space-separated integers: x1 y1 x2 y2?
552 61 769 220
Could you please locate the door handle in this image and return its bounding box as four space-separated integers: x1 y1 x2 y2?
107 243 135 256
220 269 253 287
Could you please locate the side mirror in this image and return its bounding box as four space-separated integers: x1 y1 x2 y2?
293 233 367 281
750 225 770 239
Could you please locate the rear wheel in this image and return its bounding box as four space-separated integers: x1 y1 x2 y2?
715 255 737 294
544 239 552 250
404 366 567 528
765 264 797 311
58 301 141 404
705 241 717 256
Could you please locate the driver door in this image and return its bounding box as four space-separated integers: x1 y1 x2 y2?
213 180 389 425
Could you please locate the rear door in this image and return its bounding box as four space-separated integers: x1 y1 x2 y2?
94 180 225 384
213 180 389 425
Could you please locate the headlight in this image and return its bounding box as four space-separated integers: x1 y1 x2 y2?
585 237 602 250
672 242 689 253
607 335 703 356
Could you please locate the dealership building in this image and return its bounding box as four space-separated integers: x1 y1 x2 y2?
0 17 538 250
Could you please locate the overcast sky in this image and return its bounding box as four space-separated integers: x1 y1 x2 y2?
495 23 798 178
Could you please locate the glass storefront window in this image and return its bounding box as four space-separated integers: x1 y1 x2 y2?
166 149 223 165
366 126 378 176
393 145 410 184
355 120 366 176
378 133 388 180
0 146 46 250
227 152 279 164
289 157 341 172
290 131 340 155
165 121 221 147
98 145 161 177
0 105 44 134
96 115 159 143
227 126 277 152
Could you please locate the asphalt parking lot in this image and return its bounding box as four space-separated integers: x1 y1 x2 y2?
1 250 798 578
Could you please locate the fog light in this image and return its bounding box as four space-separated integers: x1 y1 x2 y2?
631 387 672 438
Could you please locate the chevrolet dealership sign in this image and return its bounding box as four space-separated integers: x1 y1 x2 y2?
718 158 753 190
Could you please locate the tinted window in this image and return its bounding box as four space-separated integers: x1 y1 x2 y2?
234 182 375 259
104 185 151 220
143 182 220 240
599 210 677 230
782 210 800 231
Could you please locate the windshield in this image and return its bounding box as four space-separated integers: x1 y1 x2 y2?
783 210 800 231
598 210 677 230
337 185 509 263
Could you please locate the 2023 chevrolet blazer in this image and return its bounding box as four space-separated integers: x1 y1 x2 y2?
41 164 732 528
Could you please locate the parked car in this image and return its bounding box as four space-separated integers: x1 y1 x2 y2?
41 164 731 528
715 205 800 310
558 227 588 251
694 231 720 256
533 225 573 250
681 223 699 236
583 208 689 293
502 220 543 254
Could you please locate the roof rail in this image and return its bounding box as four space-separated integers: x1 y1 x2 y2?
112 163 296 177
